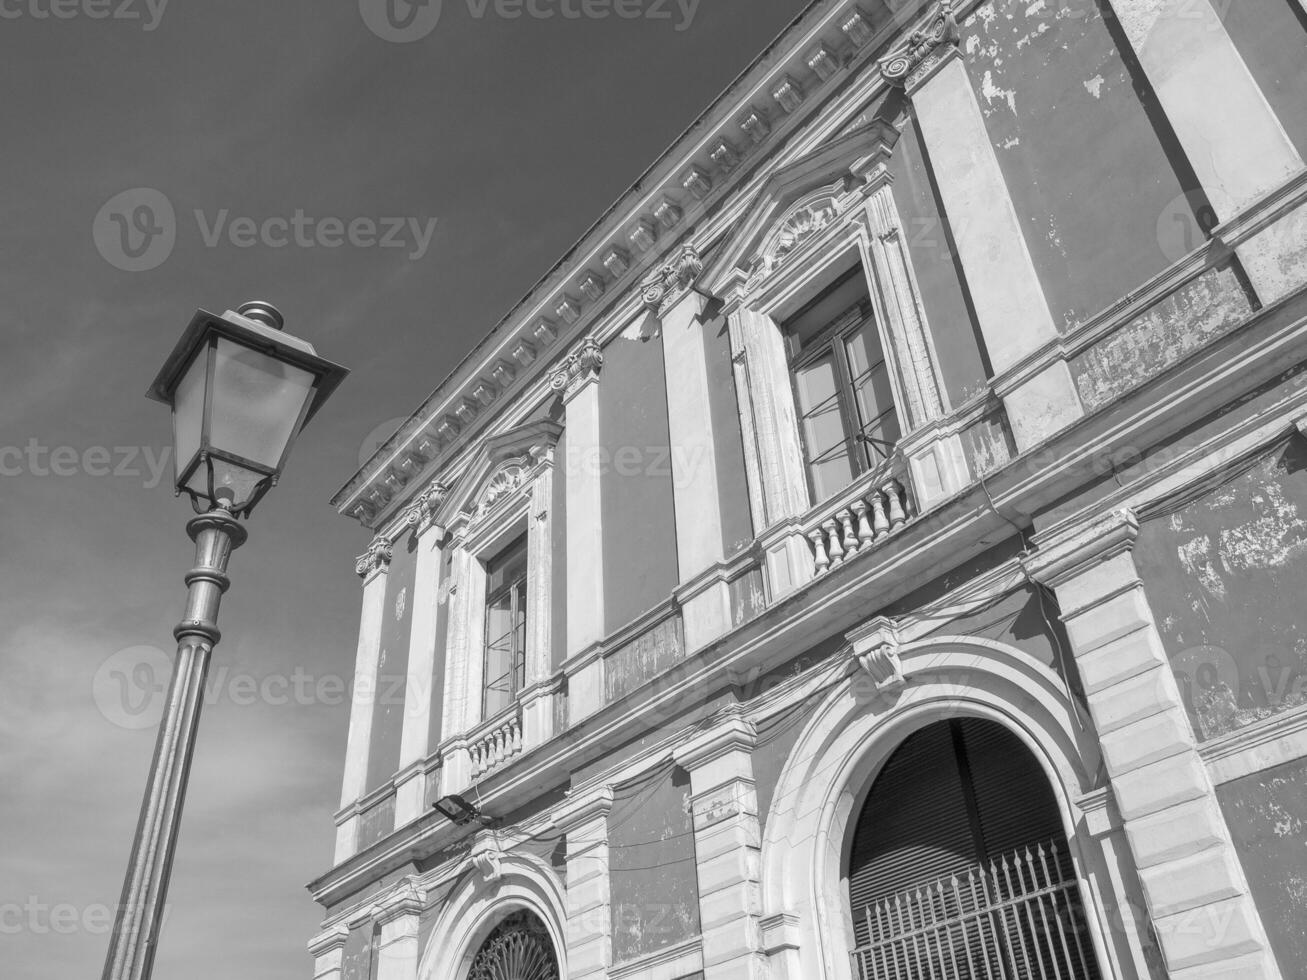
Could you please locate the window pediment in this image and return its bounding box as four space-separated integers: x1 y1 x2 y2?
701 119 902 298
437 419 563 530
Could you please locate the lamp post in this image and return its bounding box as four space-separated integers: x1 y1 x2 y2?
101 302 348 980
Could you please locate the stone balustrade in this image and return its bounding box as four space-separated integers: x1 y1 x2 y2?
803 460 913 576
468 708 524 779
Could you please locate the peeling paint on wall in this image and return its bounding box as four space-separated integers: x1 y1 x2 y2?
605 614 685 703
1135 439 1307 740
961 407 1016 479
609 767 700 962
958 0 1200 328
1072 264 1251 411
1216 756 1307 971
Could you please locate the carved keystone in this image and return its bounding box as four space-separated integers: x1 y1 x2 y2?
848 616 906 694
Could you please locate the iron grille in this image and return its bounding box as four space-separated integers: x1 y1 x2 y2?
851 839 1101 980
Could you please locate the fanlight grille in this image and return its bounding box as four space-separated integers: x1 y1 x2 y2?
467 913 559 980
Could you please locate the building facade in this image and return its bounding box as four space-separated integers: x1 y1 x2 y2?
309 1 1307 978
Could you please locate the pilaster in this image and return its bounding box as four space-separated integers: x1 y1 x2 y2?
645 247 736 651
395 493 447 826
1102 0 1307 304
554 337 607 662
552 787 615 980
373 880 425 980
1025 510 1282 979
672 714 767 980
886 16 1083 452
725 303 811 531
307 924 349 980
337 541 391 863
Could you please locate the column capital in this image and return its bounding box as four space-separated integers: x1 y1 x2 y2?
672 713 758 774
1023 508 1140 588
641 243 707 318
551 785 614 832
548 335 604 401
307 923 351 958
402 482 449 536
355 536 393 580
879 0 960 93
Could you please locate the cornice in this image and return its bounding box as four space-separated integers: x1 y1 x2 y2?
550 785 614 832
331 0 967 528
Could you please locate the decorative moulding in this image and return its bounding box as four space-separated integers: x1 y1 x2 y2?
772 75 805 114
654 198 683 231
548 336 605 400
879 0 960 91
710 138 741 174
533 318 558 347
354 537 393 579
550 785 614 832
469 832 503 882
641 245 706 318
683 166 713 201
602 247 631 278
807 43 840 81
847 616 906 695
578 272 606 303
629 219 658 253
555 295 582 325
841 8 875 47
739 105 771 144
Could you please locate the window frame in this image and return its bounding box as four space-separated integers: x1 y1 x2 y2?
785 265 901 501
480 533 529 720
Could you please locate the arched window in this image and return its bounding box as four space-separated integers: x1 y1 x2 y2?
847 718 1102 980
466 910 559 980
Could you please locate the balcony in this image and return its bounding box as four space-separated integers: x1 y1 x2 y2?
802 456 915 578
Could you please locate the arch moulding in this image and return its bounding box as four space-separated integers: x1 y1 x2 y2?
418 851 568 980
759 635 1117 980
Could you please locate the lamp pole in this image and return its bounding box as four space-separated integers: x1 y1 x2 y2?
101 507 246 980
102 300 347 980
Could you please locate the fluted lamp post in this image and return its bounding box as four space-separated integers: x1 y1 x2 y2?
102 301 348 980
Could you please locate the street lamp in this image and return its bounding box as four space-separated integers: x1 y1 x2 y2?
102 302 348 980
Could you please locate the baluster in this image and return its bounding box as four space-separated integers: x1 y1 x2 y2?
851 498 874 548
512 718 523 754
883 478 908 528
871 491 890 540
824 518 845 566
839 509 859 556
471 743 483 777
808 527 830 575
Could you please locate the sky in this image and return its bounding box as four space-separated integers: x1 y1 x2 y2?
0 1 811 976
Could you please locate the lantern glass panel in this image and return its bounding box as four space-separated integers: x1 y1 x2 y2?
208 337 316 472
171 345 209 483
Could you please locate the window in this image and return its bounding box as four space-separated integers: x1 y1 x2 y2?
785 265 901 502
482 534 528 718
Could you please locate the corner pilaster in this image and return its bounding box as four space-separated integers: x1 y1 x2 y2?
1025 510 1282 979
337 539 392 863
307 924 350 980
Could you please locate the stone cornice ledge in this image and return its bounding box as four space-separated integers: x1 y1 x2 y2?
309 294 1307 908
306 922 350 957
550 785 614 833
608 936 704 980
1021 508 1139 589
672 712 758 773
